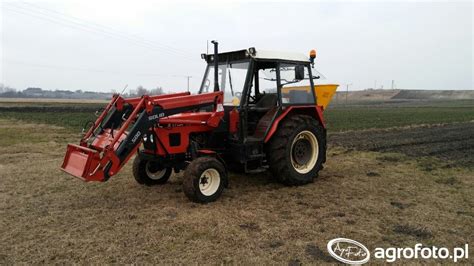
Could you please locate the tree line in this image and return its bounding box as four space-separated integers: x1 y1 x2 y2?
0 84 165 99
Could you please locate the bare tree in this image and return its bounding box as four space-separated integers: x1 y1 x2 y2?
136 85 148 96
150 86 163 95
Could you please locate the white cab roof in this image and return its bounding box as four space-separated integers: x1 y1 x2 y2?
251 49 309 63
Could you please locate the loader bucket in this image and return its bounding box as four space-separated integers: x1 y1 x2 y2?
315 84 339 109
61 144 104 182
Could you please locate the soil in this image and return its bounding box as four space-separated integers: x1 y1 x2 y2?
329 122 474 168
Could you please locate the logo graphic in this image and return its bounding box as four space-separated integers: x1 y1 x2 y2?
131 131 141 143
327 238 370 264
148 113 165 121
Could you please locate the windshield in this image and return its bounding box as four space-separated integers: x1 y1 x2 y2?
199 61 250 105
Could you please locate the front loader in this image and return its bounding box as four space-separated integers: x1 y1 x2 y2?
61 42 338 203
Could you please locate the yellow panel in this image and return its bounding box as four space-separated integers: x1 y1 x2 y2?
282 84 339 109
315 84 339 109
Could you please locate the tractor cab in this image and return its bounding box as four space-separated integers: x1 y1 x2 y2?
199 48 318 107
199 46 321 140
198 44 335 173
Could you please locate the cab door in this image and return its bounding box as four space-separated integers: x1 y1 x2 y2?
239 61 280 141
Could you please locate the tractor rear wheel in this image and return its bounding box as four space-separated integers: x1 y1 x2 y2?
183 157 228 203
132 156 172 185
267 115 326 186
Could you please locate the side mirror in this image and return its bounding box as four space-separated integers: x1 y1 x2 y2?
295 65 305 80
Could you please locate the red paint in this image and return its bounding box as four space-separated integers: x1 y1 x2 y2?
198 149 216 155
229 108 239 134
264 106 326 143
62 91 224 182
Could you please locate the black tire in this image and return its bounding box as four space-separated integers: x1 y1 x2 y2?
267 114 326 186
183 157 228 203
132 156 172 186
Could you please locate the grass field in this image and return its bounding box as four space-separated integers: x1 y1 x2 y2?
1 99 474 132
325 104 474 131
0 98 473 264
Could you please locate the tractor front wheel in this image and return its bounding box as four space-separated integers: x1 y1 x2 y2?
132 156 172 185
183 157 228 203
267 115 326 186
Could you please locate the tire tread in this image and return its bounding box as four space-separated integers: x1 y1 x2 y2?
267 114 326 186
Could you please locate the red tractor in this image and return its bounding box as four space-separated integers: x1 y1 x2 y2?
61 41 337 203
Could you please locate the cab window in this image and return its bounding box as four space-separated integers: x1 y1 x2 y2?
279 64 314 104
200 61 250 106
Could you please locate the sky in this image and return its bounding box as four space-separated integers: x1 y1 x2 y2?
0 0 472 93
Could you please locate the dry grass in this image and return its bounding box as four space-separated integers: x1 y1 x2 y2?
0 119 473 264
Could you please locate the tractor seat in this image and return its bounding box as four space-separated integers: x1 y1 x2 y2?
251 93 278 112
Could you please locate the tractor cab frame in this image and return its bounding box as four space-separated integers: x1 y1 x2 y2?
197 46 325 172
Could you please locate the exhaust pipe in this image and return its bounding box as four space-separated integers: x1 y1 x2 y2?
211 40 219 92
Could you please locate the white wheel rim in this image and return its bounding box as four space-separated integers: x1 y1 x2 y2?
199 168 221 196
290 130 319 174
145 162 167 180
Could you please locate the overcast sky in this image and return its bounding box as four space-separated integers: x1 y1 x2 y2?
0 0 472 93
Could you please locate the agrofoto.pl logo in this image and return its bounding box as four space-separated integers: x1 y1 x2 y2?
327 238 469 264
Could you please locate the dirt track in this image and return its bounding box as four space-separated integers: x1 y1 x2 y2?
1 119 473 264
330 122 474 168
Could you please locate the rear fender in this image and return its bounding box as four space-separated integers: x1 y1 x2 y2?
264 106 325 143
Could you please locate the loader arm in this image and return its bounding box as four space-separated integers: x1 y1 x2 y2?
61 91 224 182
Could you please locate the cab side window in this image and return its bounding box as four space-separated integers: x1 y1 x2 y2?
279 64 315 104
258 68 278 94
247 64 278 106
